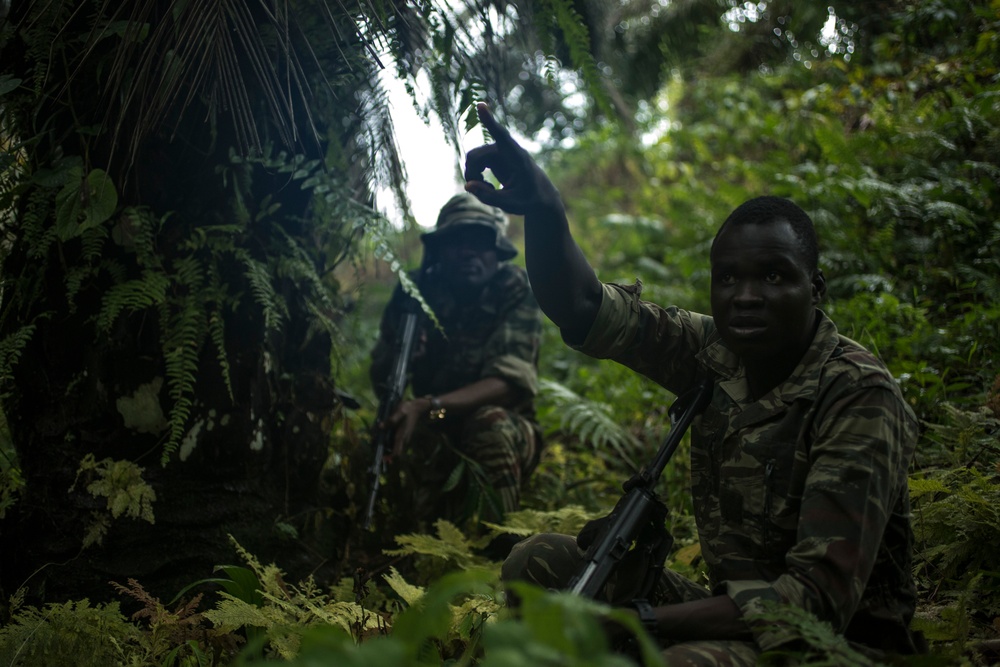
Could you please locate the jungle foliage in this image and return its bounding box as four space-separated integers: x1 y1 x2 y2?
1 0 999 665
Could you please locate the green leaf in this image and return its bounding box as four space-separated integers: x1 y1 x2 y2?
441 460 466 493
54 170 85 241
212 564 265 606
52 167 117 241
81 169 119 229
0 75 22 97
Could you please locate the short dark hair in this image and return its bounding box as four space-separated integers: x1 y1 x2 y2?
711 196 819 272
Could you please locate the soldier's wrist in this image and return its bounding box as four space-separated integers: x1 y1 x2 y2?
424 395 446 421
631 599 659 638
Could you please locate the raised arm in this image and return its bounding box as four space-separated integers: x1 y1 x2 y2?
464 103 602 344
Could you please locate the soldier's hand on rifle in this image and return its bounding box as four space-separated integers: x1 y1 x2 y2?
387 397 431 457
464 103 563 217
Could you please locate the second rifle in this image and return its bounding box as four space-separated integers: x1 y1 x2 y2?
363 295 422 530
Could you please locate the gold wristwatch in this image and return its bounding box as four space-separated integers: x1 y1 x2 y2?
427 396 446 421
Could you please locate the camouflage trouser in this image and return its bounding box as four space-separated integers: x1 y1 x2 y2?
502 533 760 666
403 405 540 525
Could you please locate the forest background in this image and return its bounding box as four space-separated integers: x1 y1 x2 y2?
0 0 998 665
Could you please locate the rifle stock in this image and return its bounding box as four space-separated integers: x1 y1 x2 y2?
568 376 714 598
363 298 421 530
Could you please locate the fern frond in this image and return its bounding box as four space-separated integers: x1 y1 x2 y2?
241 254 287 331
539 378 642 466
0 599 143 665
97 269 169 331
532 0 613 119
14 170 58 261
202 595 274 632
201 539 381 658
82 511 110 548
294 599 369 635
383 567 425 607
908 477 950 500
64 264 96 312
451 592 501 636
0 323 36 386
911 460 1000 595
115 207 164 268
383 519 479 569
208 309 234 403
270 222 336 299
79 223 109 262
483 505 598 539
172 254 204 291
229 537 290 601
100 258 128 284
159 295 208 463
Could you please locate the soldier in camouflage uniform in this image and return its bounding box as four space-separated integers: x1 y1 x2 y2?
464 104 922 663
370 193 543 528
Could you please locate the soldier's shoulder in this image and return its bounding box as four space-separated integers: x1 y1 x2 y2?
825 335 915 415
830 334 887 370
492 264 535 302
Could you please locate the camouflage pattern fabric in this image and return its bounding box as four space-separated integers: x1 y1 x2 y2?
371 263 542 419
400 405 539 523
370 263 543 523
564 282 918 653
559 280 921 655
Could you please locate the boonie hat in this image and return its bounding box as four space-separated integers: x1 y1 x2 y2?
420 192 518 261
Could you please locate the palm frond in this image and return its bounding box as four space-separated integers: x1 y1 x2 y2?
75 0 400 165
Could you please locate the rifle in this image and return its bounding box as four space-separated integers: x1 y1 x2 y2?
363 292 422 530
568 375 714 600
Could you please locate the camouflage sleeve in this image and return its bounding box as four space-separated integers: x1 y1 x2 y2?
572 281 714 394
724 377 917 650
479 282 543 398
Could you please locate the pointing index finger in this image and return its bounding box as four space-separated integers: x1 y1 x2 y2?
476 102 513 146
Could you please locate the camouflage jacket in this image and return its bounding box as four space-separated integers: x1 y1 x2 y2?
573 281 920 654
370 263 542 421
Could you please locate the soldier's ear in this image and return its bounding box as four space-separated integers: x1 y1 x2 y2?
812 270 826 303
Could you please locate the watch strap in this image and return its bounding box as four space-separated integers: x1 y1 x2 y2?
632 599 659 637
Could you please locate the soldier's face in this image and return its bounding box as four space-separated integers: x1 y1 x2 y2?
438 227 499 290
710 219 824 367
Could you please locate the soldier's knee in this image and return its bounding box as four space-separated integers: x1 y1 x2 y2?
461 407 522 459
500 533 582 587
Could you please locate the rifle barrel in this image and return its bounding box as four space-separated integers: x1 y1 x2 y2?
363 305 421 530
568 376 714 598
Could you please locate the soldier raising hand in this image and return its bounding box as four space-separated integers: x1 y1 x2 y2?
466 103 924 663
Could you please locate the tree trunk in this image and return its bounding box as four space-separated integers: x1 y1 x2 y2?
0 101 345 610
0 174 343 606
